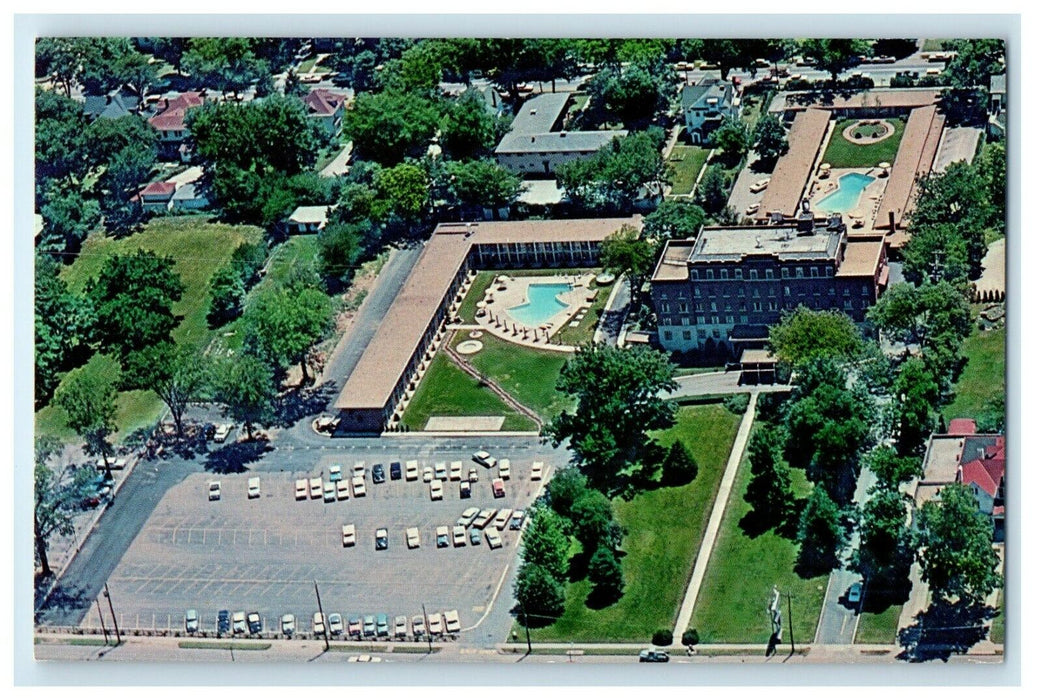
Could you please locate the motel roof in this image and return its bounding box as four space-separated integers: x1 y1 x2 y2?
769 88 941 115
496 130 626 155
506 92 571 134
758 109 831 219
872 105 944 231
335 217 642 412
836 237 884 277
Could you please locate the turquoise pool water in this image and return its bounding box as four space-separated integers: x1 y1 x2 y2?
816 172 875 213
507 283 571 326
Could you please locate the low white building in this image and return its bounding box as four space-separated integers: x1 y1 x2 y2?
287 205 336 234
680 78 738 145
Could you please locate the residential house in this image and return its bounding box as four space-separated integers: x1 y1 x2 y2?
170 183 210 213
135 181 176 214
287 205 335 234
303 88 348 138
989 74 1007 138
148 91 206 161
680 78 738 145
83 89 141 121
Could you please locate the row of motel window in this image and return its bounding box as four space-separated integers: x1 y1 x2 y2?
663 328 725 341
659 284 871 309
659 297 867 325
690 265 834 281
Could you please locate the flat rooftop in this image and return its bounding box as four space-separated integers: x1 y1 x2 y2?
496 130 625 154
506 92 571 134
769 88 942 115
652 240 696 282
690 224 842 263
837 237 884 277
872 105 945 231
758 108 831 219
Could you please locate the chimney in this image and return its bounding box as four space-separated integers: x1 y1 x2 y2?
797 210 814 234
956 465 963 483
888 210 896 232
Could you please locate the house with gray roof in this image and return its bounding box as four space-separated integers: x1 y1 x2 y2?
681 78 738 145
83 89 141 121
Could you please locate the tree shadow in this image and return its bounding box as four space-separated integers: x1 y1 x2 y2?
36 582 93 621
203 440 274 474
585 583 624 610
749 156 777 175
274 381 338 428
510 605 557 630
896 598 997 662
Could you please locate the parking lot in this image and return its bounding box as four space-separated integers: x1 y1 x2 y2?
86 454 552 639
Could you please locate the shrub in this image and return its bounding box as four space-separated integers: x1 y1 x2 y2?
681 628 700 646
651 629 673 647
724 393 750 415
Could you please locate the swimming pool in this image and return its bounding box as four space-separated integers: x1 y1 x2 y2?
507 283 571 327
815 172 875 213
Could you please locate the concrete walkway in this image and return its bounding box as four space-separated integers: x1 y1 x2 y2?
319 141 353 178
672 392 760 644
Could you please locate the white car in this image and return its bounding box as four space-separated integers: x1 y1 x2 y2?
405 460 419 481
247 477 260 499
422 466 434 483
342 524 356 547
427 612 444 636
531 462 544 481
352 461 366 478
232 611 246 634
449 461 463 481
498 459 511 480
336 480 350 500
458 507 480 527
208 481 221 501
312 612 325 636
434 462 448 481
352 474 367 497
394 615 408 638
213 423 232 443
309 477 323 499
750 177 771 193
436 525 450 547
494 508 512 530
485 529 503 549
430 479 443 501
473 450 497 469
745 202 760 216
474 509 496 529
280 613 295 636
328 612 344 636
295 479 308 500
329 464 342 482
452 525 467 547
323 481 336 502
443 609 461 634
406 527 421 549
184 609 199 634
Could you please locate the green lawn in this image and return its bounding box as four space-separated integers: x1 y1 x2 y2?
552 280 612 347
821 118 907 169
921 39 946 52
524 403 742 643
399 353 537 432
855 604 902 644
990 588 1004 644
463 331 571 422
689 422 827 643
666 145 712 195
944 321 1005 425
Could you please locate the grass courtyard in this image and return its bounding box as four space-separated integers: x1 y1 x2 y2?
943 320 1005 425
522 402 743 643
666 145 712 196
687 421 828 644
821 118 907 169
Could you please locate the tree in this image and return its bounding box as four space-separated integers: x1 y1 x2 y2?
709 117 751 166
659 440 699 487
545 344 678 495
914 484 1002 604
543 467 589 524
514 562 566 623
213 352 278 439
243 284 332 384
769 306 864 368
557 130 666 214
34 437 95 578
855 485 912 580
797 485 844 574
695 164 730 215
753 114 788 163
446 159 522 212
891 356 941 456
642 199 707 242
123 343 210 439
55 364 119 460
36 38 84 97
441 89 507 160
182 38 268 97
588 545 625 603
35 256 92 405
585 63 673 128
34 88 92 195
570 489 620 555
901 223 971 285
864 445 923 490
800 39 872 81
941 39 1005 89
79 38 157 96
39 187 101 254
86 250 185 358
599 225 656 297
695 39 767 80
868 282 971 350
744 426 794 526
373 162 430 225
519 505 570 583
343 91 441 166
975 140 1006 237
317 221 365 284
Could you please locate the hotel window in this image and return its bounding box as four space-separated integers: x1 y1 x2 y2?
844 300 853 310
725 303 732 311
830 288 836 296
706 269 714 280
726 315 734 323
735 269 743 279
769 301 778 311
691 269 699 280
678 302 689 313
664 330 673 340
739 301 747 311
740 315 749 323
752 301 762 312
738 287 745 297
782 268 790 278
811 267 819 278
712 329 721 338
765 269 774 279
696 302 704 312
710 302 717 312
753 288 760 297
796 267 804 278
660 290 667 299
721 269 729 280
711 316 719 324
749 270 758 280
697 316 706 325
862 285 869 296
697 329 707 339
844 288 850 296
682 330 692 340
661 302 670 312
681 317 690 326
784 286 791 296
694 287 702 297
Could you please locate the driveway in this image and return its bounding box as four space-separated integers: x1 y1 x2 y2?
319 142 353 178
728 153 772 220
933 126 982 172
667 371 791 398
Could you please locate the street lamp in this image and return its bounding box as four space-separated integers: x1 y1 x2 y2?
103 582 121 645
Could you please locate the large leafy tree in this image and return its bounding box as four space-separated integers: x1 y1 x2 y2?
34 88 92 197
514 562 566 623
709 116 751 166
753 114 788 163
35 256 92 405
343 91 441 166
599 225 656 298
317 221 365 284
855 485 913 581
87 115 159 233
570 489 620 555
122 343 211 439
695 164 730 216
585 63 673 128
39 187 101 254
519 505 570 583
446 159 522 212
800 38 872 81
691 39 768 80
36 38 84 97
941 39 1005 89
372 162 430 226
55 364 119 460
890 357 941 456
743 426 794 527
557 130 666 214
441 89 507 160
864 445 923 491
914 484 1002 605
797 484 845 574
543 466 590 525
213 352 278 439
34 437 96 578
182 38 268 97
546 344 678 495
769 306 864 368
243 284 332 384
642 199 707 242
79 37 157 96
85 250 185 358
588 545 625 604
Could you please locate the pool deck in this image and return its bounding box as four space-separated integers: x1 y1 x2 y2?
808 167 888 230
472 273 596 352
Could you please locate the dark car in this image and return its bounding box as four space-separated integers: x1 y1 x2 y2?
375 528 389 550
390 462 402 480
247 611 262 635
202 422 217 440
639 649 670 663
469 529 482 545
372 464 386 484
217 610 231 635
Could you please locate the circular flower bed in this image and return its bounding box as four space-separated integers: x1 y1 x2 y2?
456 340 483 355
842 119 895 144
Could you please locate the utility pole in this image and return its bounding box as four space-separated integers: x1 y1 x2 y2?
786 592 795 655
520 600 532 655
95 598 109 646
103 582 121 645
313 580 329 651
421 604 433 653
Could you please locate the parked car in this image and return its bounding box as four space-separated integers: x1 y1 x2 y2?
213 423 232 443
498 459 511 480
352 474 367 497
474 509 496 528
485 530 503 549
336 480 350 500
247 477 260 499
328 612 344 636
443 609 461 634
848 581 864 605
309 477 323 499
208 481 221 501
394 615 408 638
247 611 262 635
184 609 199 634
509 510 526 530
376 613 389 637
639 649 670 662
232 611 247 635
323 481 336 502
473 450 497 468
469 529 482 545
468 467 479 483
281 613 295 636
329 464 342 482
492 479 505 498
750 177 770 193
352 461 366 478
342 524 356 547
449 461 463 481
217 610 231 635
459 480 471 499
372 463 386 483
312 612 325 636
494 508 512 530
390 462 402 480
458 507 480 527
412 615 426 637
430 479 443 501
422 466 434 482
295 479 308 500
436 526 450 548
406 527 421 549
375 528 388 550
363 615 376 637
452 525 467 547
434 462 448 481
745 202 760 216
405 460 419 481
427 612 444 636
348 616 363 637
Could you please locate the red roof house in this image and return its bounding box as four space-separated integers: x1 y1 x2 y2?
947 418 978 434
303 89 347 137
148 92 205 143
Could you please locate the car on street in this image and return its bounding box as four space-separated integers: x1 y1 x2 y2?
336 480 350 500
412 615 426 637
352 461 366 478
430 479 443 501
376 613 389 637
498 459 511 480
342 523 356 547
375 527 388 550
458 507 480 527
427 612 444 636
323 481 336 502
217 610 231 635
328 612 344 636
468 467 479 483
247 611 262 635
485 529 503 549
474 509 496 528
232 611 246 635
329 464 342 482
363 615 376 637
436 525 450 547
281 613 295 636
452 525 467 547
390 462 402 480
531 462 544 481
492 478 505 498
443 609 461 635
449 461 463 481
510 510 526 530
459 480 471 498
422 466 434 482
295 479 308 500
213 423 232 443
312 612 325 636
309 477 323 499
745 202 760 216
185 609 199 634
348 616 363 637
352 474 367 497
208 481 221 501
394 615 408 638
406 527 421 549
750 178 770 193
405 460 419 480
247 477 260 499
372 463 386 483
473 450 497 469
434 462 448 481
639 649 670 663
848 580 864 606
494 508 512 530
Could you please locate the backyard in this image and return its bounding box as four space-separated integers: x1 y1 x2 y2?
687 421 827 643
666 145 711 196
821 118 907 169
943 319 1005 426
522 401 743 642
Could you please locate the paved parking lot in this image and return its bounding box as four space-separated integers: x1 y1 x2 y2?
86 455 552 638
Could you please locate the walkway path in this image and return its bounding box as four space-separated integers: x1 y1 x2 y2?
443 344 545 429
666 370 792 398
319 141 353 178
672 392 759 644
